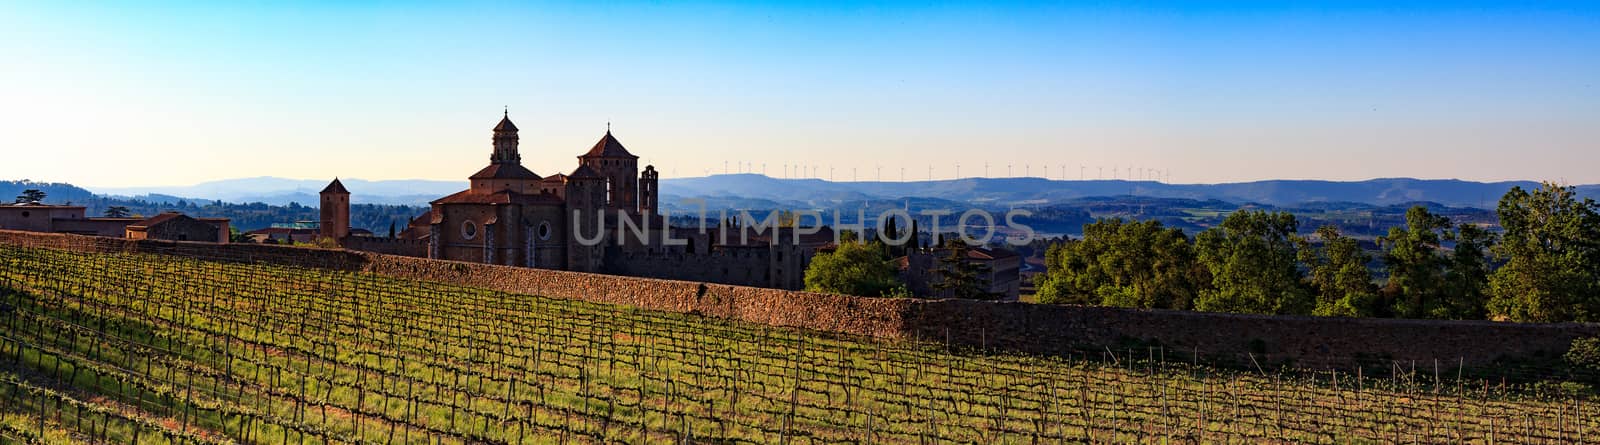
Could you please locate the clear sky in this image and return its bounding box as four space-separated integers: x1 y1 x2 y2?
2 1 1597 187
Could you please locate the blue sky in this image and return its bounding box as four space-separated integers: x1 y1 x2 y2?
2 1 1596 187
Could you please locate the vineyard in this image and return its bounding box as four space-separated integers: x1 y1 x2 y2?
0 244 1595 444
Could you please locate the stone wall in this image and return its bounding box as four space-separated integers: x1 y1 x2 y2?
341 236 428 258
605 247 783 289
2 229 1596 370
902 299 1600 369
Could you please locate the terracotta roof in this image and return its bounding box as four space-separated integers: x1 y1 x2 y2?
580 130 638 159
431 189 565 206
320 178 349 194
494 114 518 132
406 210 433 228
398 210 434 240
967 247 1019 260
568 164 603 179
541 173 568 184
127 212 185 229
245 227 317 235
469 163 542 180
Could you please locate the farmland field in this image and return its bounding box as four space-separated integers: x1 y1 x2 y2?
0 244 1594 444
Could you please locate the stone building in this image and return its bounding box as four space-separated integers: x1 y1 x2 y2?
324 112 827 290
898 245 1022 300
319 179 350 240
0 203 229 243
0 203 96 233
124 212 231 243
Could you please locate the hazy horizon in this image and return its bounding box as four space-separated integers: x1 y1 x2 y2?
4 1 1597 187
46 173 1600 192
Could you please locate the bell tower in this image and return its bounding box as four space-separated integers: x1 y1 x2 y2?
638 165 659 214
491 109 520 164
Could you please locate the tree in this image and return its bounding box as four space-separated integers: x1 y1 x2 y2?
803 240 902 297
388 221 398 238
1194 210 1311 315
1035 218 1208 309
1302 226 1378 317
931 242 994 299
909 220 921 250
1488 182 1600 322
1379 206 1452 319
103 206 131 218
1442 223 1495 319
14 189 45 204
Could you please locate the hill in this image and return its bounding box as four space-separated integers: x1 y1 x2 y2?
661 175 1599 209
91 176 465 206
2 179 425 234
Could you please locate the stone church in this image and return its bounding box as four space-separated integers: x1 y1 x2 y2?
322 112 829 290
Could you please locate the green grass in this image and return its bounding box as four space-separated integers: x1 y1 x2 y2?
0 244 1594 444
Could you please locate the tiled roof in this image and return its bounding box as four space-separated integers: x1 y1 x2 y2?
967 247 1019 260
469 163 542 180
431 190 565 206
406 210 433 228
245 227 317 235
127 212 184 229
320 178 349 194
580 130 638 159
494 114 518 132
568 164 603 179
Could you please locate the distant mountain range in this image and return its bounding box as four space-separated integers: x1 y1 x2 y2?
91 177 466 206
658 175 1598 210
32 175 1600 209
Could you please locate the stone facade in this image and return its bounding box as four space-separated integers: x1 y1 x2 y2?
124 212 229 243
319 179 350 240
0 204 86 232
0 204 226 243
49 218 140 237
5 228 1596 372
900 246 1023 300
320 113 828 290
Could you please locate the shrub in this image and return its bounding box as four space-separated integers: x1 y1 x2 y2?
1566 336 1600 373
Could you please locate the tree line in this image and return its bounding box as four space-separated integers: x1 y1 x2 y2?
1036 182 1600 323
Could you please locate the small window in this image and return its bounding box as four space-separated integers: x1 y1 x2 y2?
537 221 551 240
462 220 478 240
20 211 29 218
